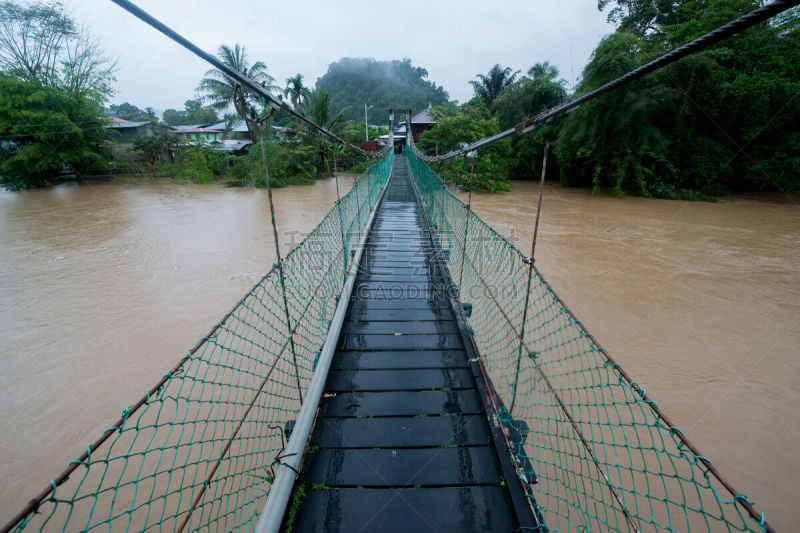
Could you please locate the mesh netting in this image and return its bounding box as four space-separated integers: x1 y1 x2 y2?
6 152 393 532
406 149 768 533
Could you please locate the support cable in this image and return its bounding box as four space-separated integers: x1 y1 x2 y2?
240 99 305 404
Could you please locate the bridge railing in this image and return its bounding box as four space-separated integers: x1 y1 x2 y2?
406 148 768 533
4 151 393 533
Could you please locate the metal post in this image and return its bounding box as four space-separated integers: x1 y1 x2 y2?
367 165 373 213
388 108 394 154
364 103 372 141
333 155 348 279
458 160 475 289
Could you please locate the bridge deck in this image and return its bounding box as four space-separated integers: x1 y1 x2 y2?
289 156 520 532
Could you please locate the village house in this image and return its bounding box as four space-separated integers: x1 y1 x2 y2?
170 124 222 144
410 106 436 142
105 117 162 144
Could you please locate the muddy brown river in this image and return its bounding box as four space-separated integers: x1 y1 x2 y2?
1 177 797 530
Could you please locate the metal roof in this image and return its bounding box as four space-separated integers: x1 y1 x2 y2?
411 110 436 125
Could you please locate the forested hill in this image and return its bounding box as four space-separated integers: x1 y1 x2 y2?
316 57 452 124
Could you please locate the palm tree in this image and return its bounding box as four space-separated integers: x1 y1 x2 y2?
304 88 345 178
283 73 310 111
197 43 275 140
469 64 521 108
527 61 559 81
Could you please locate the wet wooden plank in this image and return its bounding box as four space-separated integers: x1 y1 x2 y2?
311 415 490 448
292 487 516 533
325 368 474 392
304 446 503 486
331 350 466 370
341 320 459 335
338 333 463 351
345 306 450 322
323 390 483 417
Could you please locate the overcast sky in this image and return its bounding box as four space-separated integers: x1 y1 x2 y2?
70 0 615 116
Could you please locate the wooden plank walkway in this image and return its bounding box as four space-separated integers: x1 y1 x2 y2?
289 156 522 532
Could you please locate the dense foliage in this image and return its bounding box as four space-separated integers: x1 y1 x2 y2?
415 1 798 198
415 63 567 191
495 66 568 181
162 99 219 126
316 58 451 124
555 0 800 197
0 76 108 190
417 101 511 192
108 102 157 122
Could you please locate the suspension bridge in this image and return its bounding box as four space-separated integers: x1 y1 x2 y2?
4 0 798 531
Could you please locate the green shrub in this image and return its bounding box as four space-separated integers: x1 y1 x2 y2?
175 148 214 183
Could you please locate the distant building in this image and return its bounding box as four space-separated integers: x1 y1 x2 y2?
171 125 221 144
361 140 380 153
208 119 249 140
210 139 253 156
106 117 161 144
410 107 436 142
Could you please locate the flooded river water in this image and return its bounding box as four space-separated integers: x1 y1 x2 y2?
1 177 797 529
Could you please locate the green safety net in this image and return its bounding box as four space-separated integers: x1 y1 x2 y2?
8 152 393 532
406 149 768 533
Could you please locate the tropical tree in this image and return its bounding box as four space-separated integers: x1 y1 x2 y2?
417 102 512 192
303 88 346 178
0 0 115 98
0 0 74 86
527 61 559 81
197 43 275 140
0 1 115 190
495 62 568 180
469 64 520 109
283 73 310 111
108 102 157 122
162 99 219 126
0 75 108 190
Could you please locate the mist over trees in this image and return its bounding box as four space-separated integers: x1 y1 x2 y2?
316 57 452 124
